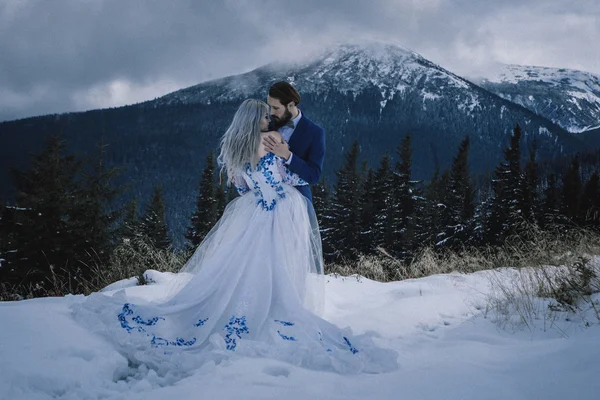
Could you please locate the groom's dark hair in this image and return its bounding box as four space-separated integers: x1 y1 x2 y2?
268 81 301 106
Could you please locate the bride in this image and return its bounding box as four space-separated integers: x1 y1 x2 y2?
71 99 398 375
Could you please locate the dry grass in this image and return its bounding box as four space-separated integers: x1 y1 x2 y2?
77 236 189 295
485 257 600 333
326 225 600 283
0 235 189 300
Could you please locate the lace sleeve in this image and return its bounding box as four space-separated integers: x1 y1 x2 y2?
232 175 251 195
277 157 308 186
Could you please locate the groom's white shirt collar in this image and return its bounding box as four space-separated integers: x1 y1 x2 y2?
290 109 302 129
278 110 302 165
278 110 302 141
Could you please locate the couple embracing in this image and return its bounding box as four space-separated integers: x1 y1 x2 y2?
72 82 398 374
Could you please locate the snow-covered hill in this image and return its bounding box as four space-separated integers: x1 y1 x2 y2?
475 64 600 133
158 42 480 114
1 266 599 400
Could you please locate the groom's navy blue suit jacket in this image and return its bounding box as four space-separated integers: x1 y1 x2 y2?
279 113 325 203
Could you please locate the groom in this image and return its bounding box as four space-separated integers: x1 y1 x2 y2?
262 81 326 203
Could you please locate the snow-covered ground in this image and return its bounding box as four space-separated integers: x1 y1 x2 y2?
1 266 599 400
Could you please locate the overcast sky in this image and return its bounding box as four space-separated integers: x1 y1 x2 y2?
1 0 598 122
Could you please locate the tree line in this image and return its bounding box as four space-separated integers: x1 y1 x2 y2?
314 125 600 263
1 125 599 297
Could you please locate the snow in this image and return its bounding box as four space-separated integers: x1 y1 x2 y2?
580 124 600 132
538 126 552 137
1 263 600 400
477 64 600 133
457 93 481 114
157 41 481 118
500 105 507 119
481 64 600 87
421 91 441 101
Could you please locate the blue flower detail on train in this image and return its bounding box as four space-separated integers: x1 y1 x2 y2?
117 303 207 348
224 316 249 351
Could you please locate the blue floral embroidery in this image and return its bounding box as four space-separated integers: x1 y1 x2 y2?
234 183 250 195
275 320 297 341
133 315 164 326
282 165 308 186
318 331 333 352
244 153 288 211
117 303 207 348
118 304 151 333
343 336 359 354
151 336 197 347
224 316 249 351
277 330 297 341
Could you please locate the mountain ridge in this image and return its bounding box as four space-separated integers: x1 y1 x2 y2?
475 64 600 134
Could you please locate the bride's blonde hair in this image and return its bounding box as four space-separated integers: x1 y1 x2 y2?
217 99 268 184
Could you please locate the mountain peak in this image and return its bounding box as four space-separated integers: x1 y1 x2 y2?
477 64 600 133
158 40 473 107
319 41 421 63
481 63 600 86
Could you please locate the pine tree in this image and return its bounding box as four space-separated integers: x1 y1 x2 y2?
560 157 582 223
358 168 376 254
410 185 429 253
540 174 560 228
423 168 447 246
312 177 331 229
392 134 417 260
326 141 362 260
579 172 600 227
141 183 171 250
311 177 333 258
70 138 123 273
6 134 123 290
485 125 524 244
373 154 395 251
0 204 10 280
186 152 217 248
437 136 475 249
119 197 141 241
7 134 84 289
522 141 540 223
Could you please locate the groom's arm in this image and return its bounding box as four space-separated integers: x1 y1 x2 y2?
286 127 325 185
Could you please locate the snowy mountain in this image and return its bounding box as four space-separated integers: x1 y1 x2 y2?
475 64 600 134
154 41 584 173
153 41 581 164
158 42 478 112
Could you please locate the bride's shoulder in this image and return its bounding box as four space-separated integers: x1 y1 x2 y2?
261 130 281 139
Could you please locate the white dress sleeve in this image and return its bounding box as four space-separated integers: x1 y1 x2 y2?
277 157 308 186
232 174 251 195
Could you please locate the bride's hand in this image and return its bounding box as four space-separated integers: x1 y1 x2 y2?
262 132 292 161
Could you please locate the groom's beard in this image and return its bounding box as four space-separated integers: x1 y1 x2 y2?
269 109 293 130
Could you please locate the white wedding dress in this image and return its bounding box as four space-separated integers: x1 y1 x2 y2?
71 153 398 375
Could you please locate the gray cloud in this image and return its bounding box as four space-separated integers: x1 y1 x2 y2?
1 0 598 121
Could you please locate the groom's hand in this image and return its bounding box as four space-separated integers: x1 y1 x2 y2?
263 132 292 161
